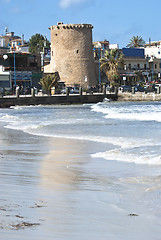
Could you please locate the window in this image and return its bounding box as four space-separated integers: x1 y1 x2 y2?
0 80 10 88
137 64 140 69
0 75 9 81
144 64 146 70
155 64 157 69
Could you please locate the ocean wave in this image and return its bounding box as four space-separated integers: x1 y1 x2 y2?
0 114 19 122
3 114 160 150
91 149 161 165
5 122 159 151
91 103 161 122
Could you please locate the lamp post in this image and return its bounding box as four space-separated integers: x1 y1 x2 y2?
158 47 161 81
98 47 102 85
148 55 155 82
152 57 154 82
93 45 103 85
145 54 150 83
151 55 154 82
13 43 16 87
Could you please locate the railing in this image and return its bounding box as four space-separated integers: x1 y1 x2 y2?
3 66 41 72
118 67 150 71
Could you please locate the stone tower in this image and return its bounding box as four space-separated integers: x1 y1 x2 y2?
48 22 97 88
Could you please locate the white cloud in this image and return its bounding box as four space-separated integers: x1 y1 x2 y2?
10 6 20 14
59 0 91 8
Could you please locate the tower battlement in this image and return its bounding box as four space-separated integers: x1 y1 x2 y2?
49 23 93 30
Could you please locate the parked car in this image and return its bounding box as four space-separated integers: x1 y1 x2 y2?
135 85 144 92
61 87 79 94
0 87 4 97
61 88 66 94
120 85 132 92
70 87 79 94
144 85 156 93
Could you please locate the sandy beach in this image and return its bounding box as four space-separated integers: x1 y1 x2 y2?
1 103 161 240
0 122 106 239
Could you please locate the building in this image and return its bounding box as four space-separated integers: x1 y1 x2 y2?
0 65 11 90
44 22 97 88
95 45 161 86
0 30 29 54
120 48 161 85
144 40 161 59
0 29 42 91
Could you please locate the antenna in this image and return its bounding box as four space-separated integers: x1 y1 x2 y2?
21 34 24 45
149 37 151 45
4 26 8 35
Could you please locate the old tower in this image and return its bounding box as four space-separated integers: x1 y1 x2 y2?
45 22 97 88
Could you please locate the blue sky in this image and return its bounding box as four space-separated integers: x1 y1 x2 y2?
0 0 161 48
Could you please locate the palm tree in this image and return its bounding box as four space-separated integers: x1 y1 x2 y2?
127 36 145 48
100 49 124 86
39 72 59 95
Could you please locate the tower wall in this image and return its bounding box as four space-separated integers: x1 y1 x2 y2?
49 23 97 87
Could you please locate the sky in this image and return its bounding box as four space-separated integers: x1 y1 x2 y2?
0 0 161 48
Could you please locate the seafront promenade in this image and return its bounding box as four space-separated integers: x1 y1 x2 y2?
1 91 161 108
0 92 118 108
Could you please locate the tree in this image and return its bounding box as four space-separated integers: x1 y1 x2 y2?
28 34 50 54
127 36 145 48
39 72 60 95
101 49 124 86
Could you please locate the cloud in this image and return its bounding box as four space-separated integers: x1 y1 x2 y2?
10 6 20 14
59 0 91 8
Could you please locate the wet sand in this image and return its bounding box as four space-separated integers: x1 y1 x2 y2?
1 118 161 240
0 124 108 240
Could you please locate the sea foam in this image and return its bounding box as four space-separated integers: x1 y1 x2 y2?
91 103 161 122
91 149 161 165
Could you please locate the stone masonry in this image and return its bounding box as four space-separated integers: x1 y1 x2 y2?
45 22 97 88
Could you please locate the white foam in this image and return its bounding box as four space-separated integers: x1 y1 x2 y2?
91 149 161 165
9 125 158 151
10 106 22 110
0 114 19 122
2 112 160 150
91 103 161 122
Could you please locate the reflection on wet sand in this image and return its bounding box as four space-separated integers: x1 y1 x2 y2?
40 138 89 190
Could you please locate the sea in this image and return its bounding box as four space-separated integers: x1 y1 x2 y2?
0 101 161 240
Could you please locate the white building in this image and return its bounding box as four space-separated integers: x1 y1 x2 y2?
0 65 32 90
0 30 29 54
0 65 11 89
109 44 119 49
144 41 161 59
